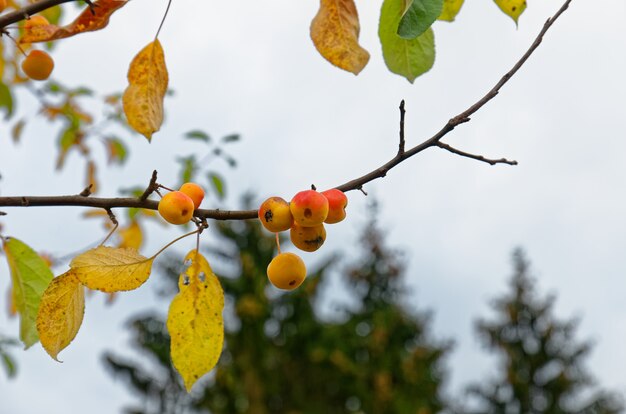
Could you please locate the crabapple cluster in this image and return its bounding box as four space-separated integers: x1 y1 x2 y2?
259 188 348 290
157 182 205 225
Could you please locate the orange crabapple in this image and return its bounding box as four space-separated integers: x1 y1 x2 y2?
21 50 54 81
290 222 326 252
258 196 293 233
321 188 348 224
290 189 328 227
24 15 50 29
158 191 195 225
267 252 306 290
179 182 204 210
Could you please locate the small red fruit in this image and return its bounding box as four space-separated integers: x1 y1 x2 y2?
321 189 348 224
290 189 329 227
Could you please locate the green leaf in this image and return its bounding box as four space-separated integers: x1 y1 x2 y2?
2 237 54 348
438 0 465 22
221 133 240 143
208 172 226 200
185 130 211 142
0 82 14 120
397 0 443 39
380 0 436 83
0 350 17 378
177 155 198 185
105 137 128 165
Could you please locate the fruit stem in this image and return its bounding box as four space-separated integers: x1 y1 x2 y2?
275 233 281 254
3 30 27 57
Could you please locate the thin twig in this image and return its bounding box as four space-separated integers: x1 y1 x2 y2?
335 0 572 193
398 100 406 155
79 184 93 197
436 142 518 166
139 170 158 201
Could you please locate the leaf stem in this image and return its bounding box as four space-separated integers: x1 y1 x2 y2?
99 222 119 246
154 0 172 40
150 229 200 260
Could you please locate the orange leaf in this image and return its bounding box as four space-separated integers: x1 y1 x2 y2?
310 0 370 75
122 40 168 141
20 0 128 44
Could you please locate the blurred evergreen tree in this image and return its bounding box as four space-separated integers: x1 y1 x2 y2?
466 249 623 414
103 199 450 414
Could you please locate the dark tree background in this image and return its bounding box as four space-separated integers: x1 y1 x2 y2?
104 200 450 414
102 201 622 414
465 249 623 414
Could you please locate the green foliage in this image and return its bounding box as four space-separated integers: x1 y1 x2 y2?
467 249 623 414
2 237 54 348
0 335 18 378
379 0 436 83
104 198 450 413
397 0 444 39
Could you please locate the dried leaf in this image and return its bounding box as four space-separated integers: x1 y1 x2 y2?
493 0 526 24
167 250 224 392
36 272 85 361
70 246 154 292
20 0 128 44
122 40 168 141
439 0 465 21
2 237 54 348
310 0 370 75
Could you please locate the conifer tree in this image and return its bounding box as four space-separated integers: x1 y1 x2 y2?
104 199 450 413
467 249 623 414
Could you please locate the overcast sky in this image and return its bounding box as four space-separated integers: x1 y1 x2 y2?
1 0 625 412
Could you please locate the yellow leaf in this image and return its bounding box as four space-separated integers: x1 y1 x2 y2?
122 40 168 141
117 221 143 250
20 0 128 44
70 246 154 292
7 286 17 318
167 250 224 392
36 272 85 361
439 0 465 22
493 0 526 24
310 0 370 75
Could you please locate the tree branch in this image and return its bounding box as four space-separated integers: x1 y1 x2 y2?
0 0 80 29
436 142 518 166
0 195 258 220
336 0 571 192
0 0 573 221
